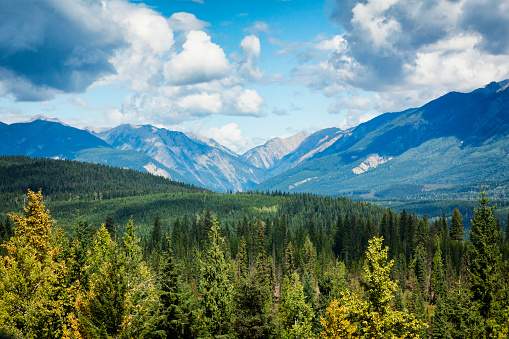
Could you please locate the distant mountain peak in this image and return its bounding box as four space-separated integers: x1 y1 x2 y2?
241 131 311 170
27 114 67 125
473 79 509 95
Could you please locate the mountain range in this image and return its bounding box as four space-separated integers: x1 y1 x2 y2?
1 80 508 198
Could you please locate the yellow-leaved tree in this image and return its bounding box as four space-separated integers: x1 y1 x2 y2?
321 237 427 339
0 189 70 339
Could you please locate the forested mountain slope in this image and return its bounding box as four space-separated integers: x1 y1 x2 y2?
0 156 203 211
256 80 509 197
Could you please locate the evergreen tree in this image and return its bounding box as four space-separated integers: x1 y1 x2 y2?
431 246 446 302
104 215 116 239
0 190 69 339
153 249 196 338
149 214 162 253
80 248 128 337
279 272 316 339
450 209 464 241
414 245 427 299
431 296 452 339
233 272 276 339
199 219 234 337
468 192 503 337
326 237 427 338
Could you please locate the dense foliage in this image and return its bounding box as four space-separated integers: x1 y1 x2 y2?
0 187 507 338
0 158 508 338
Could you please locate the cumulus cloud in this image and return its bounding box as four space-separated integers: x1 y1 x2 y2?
164 30 230 85
286 0 509 115
238 35 264 81
235 89 265 114
167 12 210 32
337 0 509 89
0 0 268 126
202 123 252 153
178 92 222 114
0 0 124 101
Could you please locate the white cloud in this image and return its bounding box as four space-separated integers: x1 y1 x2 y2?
238 35 264 81
281 0 509 120
167 12 209 32
202 123 252 153
92 1 175 92
351 0 401 52
241 35 261 57
1 0 269 126
339 109 378 130
164 30 230 85
178 92 222 114
235 89 265 114
328 96 373 114
245 21 270 35
70 97 90 109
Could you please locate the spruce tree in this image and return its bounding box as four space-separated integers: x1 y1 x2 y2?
233 272 276 339
199 219 233 337
104 215 116 239
468 191 503 337
450 209 464 241
154 249 196 338
0 190 68 338
431 247 446 302
279 272 315 339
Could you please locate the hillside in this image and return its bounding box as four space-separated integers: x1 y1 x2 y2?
0 156 204 211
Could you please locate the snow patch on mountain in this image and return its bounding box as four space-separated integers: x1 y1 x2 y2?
352 154 392 174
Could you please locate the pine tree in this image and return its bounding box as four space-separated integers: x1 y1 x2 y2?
431 295 452 339
450 209 464 241
431 246 446 302
284 241 295 277
414 245 427 299
468 191 503 337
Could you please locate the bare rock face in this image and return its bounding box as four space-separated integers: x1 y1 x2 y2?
94 124 270 192
241 131 310 170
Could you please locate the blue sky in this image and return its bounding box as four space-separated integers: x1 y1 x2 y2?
1 0 509 153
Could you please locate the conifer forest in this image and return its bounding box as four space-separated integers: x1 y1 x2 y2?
0 158 508 338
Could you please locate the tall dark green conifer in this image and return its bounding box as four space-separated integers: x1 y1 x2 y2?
450 209 464 241
233 273 276 339
104 215 116 239
468 192 503 337
199 220 233 337
154 249 196 338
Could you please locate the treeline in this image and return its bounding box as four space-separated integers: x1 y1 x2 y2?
0 190 508 338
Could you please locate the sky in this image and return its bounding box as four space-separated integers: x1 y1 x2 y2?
1 0 509 154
